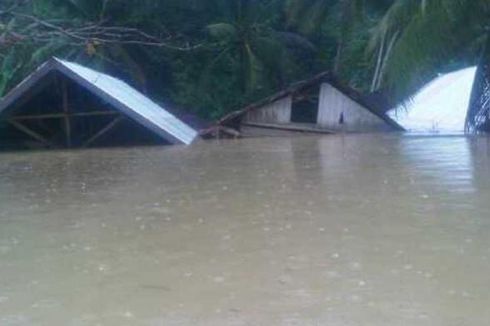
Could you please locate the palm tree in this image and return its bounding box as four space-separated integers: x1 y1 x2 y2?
285 0 362 74
204 0 315 94
369 0 490 131
369 0 489 98
284 0 394 90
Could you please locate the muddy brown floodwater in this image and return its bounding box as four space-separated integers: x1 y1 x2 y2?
0 135 489 325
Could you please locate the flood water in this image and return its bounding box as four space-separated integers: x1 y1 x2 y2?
0 135 489 325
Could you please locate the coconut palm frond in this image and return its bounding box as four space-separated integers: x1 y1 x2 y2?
371 0 489 104
206 23 238 41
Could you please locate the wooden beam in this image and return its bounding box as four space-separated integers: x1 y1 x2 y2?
9 121 52 147
82 116 123 148
242 122 335 134
61 79 72 147
5 111 119 121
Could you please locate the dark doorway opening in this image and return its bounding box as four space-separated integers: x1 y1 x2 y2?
290 86 319 124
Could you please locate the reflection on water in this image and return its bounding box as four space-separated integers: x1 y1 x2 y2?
0 135 489 325
401 137 476 194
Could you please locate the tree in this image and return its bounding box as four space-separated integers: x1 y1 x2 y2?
0 0 201 93
0 0 316 119
284 0 394 90
203 1 314 96
3 0 488 125
369 0 490 103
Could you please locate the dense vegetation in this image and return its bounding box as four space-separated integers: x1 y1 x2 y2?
0 0 489 120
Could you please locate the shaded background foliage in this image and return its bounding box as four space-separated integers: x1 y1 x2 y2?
0 0 489 120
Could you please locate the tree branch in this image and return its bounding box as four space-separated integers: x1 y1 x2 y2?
0 10 202 51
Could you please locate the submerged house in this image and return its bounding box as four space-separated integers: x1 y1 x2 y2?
388 67 478 134
0 58 198 150
211 71 403 137
388 64 490 134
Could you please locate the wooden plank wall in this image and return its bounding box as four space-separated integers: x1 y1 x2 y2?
244 96 292 124
317 83 391 132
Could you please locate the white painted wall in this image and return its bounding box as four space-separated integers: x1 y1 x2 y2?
244 96 292 124
317 83 390 132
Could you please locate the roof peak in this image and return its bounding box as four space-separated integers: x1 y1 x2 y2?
0 57 198 145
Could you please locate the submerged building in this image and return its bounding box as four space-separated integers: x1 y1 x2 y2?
388 67 478 134
210 71 403 138
0 58 198 150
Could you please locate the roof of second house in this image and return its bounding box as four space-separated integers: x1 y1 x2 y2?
388 66 477 134
0 58 199 145
219 71 404 131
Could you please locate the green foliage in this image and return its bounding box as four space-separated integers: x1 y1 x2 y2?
370 0 490 102
1 0 489 119
0 50 21 95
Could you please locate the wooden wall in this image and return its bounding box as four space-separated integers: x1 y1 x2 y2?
244 96 292 124
317 83 392 132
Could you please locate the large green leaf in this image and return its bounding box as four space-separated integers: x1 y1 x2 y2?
206 23 238 41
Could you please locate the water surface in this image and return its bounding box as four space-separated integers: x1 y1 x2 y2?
0 135 489 325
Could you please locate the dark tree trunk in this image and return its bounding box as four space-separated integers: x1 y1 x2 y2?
466 33 490 133
333 0 351 74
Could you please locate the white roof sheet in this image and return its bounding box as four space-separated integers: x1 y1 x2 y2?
55 58 198 145
388 67 477 134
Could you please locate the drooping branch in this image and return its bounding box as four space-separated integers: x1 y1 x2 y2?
0 10 202 51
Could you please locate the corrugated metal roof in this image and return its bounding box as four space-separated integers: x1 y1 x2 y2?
0 57 198 145
54 58 198 144
389 67 477 134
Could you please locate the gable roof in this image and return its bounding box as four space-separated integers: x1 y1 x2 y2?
389 67 477 134
219 71 404 131
0 58 198 145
